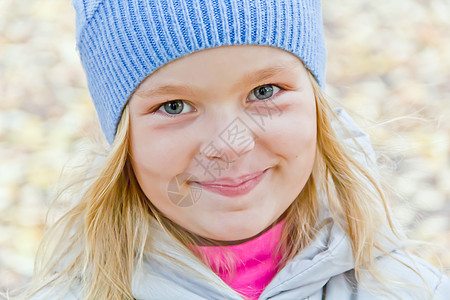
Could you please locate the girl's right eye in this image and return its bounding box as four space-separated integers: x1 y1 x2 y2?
153 100 195 117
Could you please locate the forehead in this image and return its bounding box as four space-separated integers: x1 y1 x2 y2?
144 45 303 85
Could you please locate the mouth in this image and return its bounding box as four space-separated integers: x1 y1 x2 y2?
194 168 269 187
190 168 270 197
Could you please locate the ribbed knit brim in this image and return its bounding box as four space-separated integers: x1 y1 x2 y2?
73 0 327 144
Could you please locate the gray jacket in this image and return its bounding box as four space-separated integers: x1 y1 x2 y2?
131 216 449 300
30 109 450 300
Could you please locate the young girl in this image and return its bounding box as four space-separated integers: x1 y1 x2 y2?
19 0 448 299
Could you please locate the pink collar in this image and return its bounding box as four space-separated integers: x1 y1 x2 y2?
193 219 286 300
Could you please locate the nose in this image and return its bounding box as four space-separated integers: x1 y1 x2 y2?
199 112 257 165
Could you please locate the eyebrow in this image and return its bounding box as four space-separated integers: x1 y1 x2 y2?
135 63 295 99
238 64 294 90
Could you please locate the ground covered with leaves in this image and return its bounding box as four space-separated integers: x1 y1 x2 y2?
0 0 448 293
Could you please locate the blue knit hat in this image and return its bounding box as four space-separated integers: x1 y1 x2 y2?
72 0 327 144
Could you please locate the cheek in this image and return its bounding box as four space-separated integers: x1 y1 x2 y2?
266 95 317 203
266 96 317 159
129 121 196 195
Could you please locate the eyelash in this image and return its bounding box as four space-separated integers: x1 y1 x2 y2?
151 83 285 118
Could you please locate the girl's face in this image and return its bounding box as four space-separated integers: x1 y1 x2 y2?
129 45 316 242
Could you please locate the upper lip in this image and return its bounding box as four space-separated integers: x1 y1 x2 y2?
193 169 268 187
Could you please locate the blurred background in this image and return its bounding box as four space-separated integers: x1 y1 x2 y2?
0 0 449 293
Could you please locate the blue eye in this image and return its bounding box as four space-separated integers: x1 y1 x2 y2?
248 84 281 101
156 100 194 116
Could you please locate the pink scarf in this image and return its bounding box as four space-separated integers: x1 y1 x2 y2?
194 219 285 300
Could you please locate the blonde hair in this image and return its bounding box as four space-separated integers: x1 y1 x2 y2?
14 72 423 299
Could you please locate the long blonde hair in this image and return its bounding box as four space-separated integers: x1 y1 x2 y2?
17 72 410 299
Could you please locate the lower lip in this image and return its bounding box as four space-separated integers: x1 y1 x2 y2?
192 169 269 197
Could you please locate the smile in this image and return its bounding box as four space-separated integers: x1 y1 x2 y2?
191 168 269 197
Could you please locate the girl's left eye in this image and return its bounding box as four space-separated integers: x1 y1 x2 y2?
248 84 281 101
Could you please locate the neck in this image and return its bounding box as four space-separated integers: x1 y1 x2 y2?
192 212 287 246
